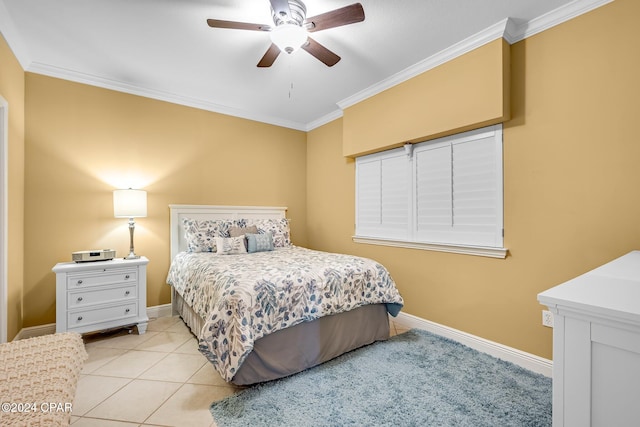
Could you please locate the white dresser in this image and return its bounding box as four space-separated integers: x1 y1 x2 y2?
538 251 640 427
53 256 149 334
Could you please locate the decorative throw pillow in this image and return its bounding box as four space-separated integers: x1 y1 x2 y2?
182 218 232 252
230 225 258 250
250 218 291 248
229 225 258 237
215 236 247 255
246 232 274 253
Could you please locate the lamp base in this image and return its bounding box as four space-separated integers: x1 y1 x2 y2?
124 218 140 260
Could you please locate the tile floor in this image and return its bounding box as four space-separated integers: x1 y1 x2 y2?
71 315 411 426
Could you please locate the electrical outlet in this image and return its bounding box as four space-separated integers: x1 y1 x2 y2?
542 310 554 328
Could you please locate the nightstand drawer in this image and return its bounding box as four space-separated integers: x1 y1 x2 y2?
68 284 137 308
67 269 137 289
68 302 138 328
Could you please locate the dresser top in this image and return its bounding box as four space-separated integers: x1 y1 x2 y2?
52 256 149 273
538 251 640 323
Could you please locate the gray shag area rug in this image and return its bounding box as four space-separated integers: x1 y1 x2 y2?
210 329 552 426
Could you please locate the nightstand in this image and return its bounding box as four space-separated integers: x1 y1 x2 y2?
53 256 149 334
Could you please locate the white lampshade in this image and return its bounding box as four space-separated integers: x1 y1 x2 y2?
270 24 308 54
113 189 147 218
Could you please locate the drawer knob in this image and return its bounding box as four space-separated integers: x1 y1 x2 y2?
125 275 130 279
77 316 83 321
77 297 83 302
125 308 130 313
125 291 130 296
77 280 83 285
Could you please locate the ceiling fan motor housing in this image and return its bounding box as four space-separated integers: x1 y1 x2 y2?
272 0 307 26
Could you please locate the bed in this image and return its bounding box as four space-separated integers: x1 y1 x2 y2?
166 204 404 385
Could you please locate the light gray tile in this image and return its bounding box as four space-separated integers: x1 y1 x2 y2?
90 350 167 378
85 379 181 423
73 375 131 416
82 346 129 374
72 417 139 427
139 353 207 383
134 331 192 353
165 320 193 335
173 337 202 356
186 363 230 387
146 315 182 332
85 331 159 350
145 384 236 427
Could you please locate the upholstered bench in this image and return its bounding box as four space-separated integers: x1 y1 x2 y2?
0 333 87 426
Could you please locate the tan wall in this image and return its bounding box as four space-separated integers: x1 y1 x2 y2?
307 0 640 359
7 0 639 359
0 34 25 340
342 38 510 157
23 74 307 327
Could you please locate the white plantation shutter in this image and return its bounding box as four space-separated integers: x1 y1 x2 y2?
356 148 410 240
356 124 503 251
414 128 502 246
380 154 410 236
415 142 453 240
451 134 501 246
356 159 381 230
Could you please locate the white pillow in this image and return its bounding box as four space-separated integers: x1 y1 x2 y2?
215 236 247 255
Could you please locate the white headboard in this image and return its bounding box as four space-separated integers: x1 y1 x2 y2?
169 204 288 260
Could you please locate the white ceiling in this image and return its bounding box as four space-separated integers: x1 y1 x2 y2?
0 0 609 130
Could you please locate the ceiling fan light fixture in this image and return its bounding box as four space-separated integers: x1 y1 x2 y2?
270 24 308 54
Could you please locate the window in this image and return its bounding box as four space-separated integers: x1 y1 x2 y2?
355 124 506 258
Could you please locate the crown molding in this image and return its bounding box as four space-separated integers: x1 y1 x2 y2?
508 0 614 43
305 109 343 131
26 61 308 131
336 0 613 112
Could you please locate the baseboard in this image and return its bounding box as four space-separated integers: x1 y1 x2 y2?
394 311 553 378
14 303 175 341
146 303 173 319
14 323 56 340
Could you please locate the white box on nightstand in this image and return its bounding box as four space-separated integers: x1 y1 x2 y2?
53 256 149 334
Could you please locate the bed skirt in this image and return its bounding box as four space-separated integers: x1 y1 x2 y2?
173 289 390 385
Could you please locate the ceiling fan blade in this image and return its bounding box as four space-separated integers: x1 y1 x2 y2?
305 3 365 33
207 19 271 31
269 0 292 19
257 43 281 67
302 37 341 67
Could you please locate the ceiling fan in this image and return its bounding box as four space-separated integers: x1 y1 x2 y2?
207 0 365 67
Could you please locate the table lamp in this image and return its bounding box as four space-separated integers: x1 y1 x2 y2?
113 188 147 260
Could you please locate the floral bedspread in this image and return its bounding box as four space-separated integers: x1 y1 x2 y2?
166 246 404 382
